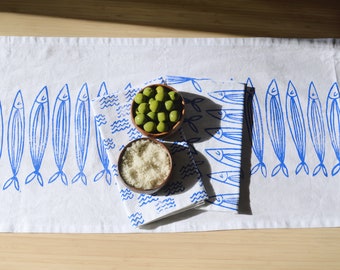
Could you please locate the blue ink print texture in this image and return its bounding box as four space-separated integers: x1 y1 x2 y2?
94 82 112 185
4 91 25 191
286 81 309 175
265 79 288 177
326 83 340 176
49 84 71 185
307 82 327 177
72 83 91 185
26 86 50 187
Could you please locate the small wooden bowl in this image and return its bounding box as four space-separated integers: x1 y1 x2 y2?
118 138 173 194
131 84 185 138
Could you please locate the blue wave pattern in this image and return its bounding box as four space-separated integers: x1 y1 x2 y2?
138 194 159 207
128 212 144 227
155 198 176 213
94 114 107 126
163 181 186 196
99 93 119 109
190 190 208 203
120 188 134 200
110 119 130 134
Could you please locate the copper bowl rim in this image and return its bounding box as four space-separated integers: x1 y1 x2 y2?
131 84 185 139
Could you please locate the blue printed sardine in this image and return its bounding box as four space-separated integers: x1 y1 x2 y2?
307 82 327 176
265 79 288 177
49 84 71 185
3 91 25 191
326 82 340 176
286 81 309 175
72 83 91 185
26 86 50 186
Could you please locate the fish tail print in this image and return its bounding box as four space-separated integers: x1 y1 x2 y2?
307 82 327 177
0 101 3 158
94 168 112 185
265 79 288 177
72 83 90 185
246 78 266 177
286 81 308 175
296 161 309 175
26 86 50 186
251 162 267 177
25 171 44 187
49 84 71 186
72 171 87 185
49 170 68 186
4 90 25 191
326 82 340 176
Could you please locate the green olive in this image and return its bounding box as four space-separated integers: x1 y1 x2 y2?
134 93 146 104
157 121 169 132
169 110 180 122
164 100 174 111
143 87 155 97
134 114 146 126
155 92 165 102
137 103 149 114
149 100 161 112
156 85 165 94
157 111 168 122
147 111 157 121
143 121 156 133
168 91 178 101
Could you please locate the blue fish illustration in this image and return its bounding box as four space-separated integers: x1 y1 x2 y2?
206 108 243 124
205 148 241 168
166 75 210 92
3 91 25 191
208 170 240 187
265 79 288 177
286 81 309 175
49 84 71 185
206 193 238 211
208 89 245 105
184 115 202 133
245 78 266 177
72 83 91 185
26 86 50 186
307 82 327 177
326 82 340 176
0 101 3 158
205 127 242 145
94 82 112 185
184 97 204 112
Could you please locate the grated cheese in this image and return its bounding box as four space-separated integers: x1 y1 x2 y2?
120 139 171 190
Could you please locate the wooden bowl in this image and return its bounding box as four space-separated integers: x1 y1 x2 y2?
118 138 173 194
131 84 185 138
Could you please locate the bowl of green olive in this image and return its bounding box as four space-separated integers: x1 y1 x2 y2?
131 84 185 138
